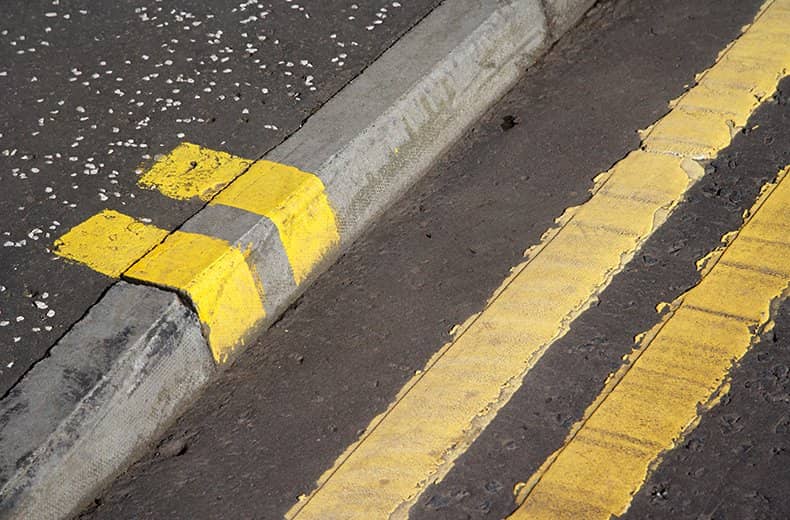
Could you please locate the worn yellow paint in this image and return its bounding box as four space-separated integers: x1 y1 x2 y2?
286 4 788 517
54 150 336 359
138 142 252 201
510 168 790 519
212 160 339 285
137 143 338 285
287 152 692 520
53 210 168 278
125 231 266 363
644 0 790 158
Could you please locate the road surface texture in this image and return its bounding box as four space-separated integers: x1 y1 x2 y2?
77 0 790 519
0 0 441 395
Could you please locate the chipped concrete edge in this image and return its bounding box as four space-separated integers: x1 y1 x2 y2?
0 0 595 518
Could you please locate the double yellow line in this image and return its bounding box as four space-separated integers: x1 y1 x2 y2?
284 1 790 518
513 167 790 519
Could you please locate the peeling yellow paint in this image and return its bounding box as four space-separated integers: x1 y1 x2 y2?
138 142 252 201
510 167 790 519
125 231 266 363
53 210 168 278
212 160 339 285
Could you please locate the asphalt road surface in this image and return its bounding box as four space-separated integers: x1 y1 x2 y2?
0 0 441 395
76 0 790 518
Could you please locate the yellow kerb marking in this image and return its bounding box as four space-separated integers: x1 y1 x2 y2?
511 167 790 520
53 210 168 278
55 150 338 359
138 142 252 201
286 2 788 517
125 231 266 363
212 160 339 285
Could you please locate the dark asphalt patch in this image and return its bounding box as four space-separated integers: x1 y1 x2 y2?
77 0 775 518
0 0 441 396
409 67 790 520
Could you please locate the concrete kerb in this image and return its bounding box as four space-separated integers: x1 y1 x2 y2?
0 0 596 518
0 284 212 520
543 0 598 38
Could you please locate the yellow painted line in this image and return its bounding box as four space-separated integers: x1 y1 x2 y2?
53 210 168 278
54 208 266 362
138 142 252 201
139 143 339 286
286 151 691 519
510 167 790 519
125 231 266 363
212 160 339 285
286 3 788 517
643 0 789 158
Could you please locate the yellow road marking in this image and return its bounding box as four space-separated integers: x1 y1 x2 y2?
510 167 790 519
285 151 691 520
286 2 789 516
139 144 339 285
212 160 339 285
53 210 168 278
138 142 252 201
54 209 267 362
125 231 266 363
643 0 789 158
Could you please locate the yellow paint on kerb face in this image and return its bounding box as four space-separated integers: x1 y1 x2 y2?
53 210 168 277
125 231 266 363
138 142 252 201
511 168 790 520
55 151 336 359
212 160 339 285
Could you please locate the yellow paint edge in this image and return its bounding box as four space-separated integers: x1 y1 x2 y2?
287 157 693 519
53 210 169 278
211 160 340 286
137 142 253 201
124 231 267 363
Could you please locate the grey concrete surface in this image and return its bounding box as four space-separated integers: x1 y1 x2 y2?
544 0 596 36
78 1 782 518
0 283 213 520
0 0 442 395
249 0 551 332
